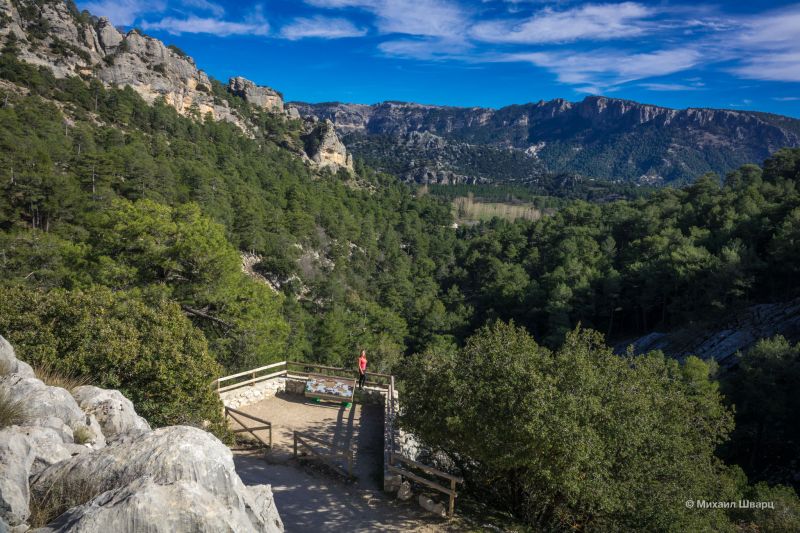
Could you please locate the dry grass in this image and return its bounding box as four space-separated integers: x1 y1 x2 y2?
0 358 13 377
33 362 90 392
29 474 103 528
0 387 29 428
453 195 543 223
73 426 93 445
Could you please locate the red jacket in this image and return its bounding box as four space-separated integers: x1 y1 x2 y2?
358 356 367 373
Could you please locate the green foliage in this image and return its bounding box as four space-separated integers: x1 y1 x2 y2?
400 321 737 531
449 151 800 345
722 336 800 487
0 285 225 433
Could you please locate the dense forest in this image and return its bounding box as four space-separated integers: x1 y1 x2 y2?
1 46 799 531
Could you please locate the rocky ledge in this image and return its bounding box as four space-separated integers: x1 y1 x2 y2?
0 334 283 532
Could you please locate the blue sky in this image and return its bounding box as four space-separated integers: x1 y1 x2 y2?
78 1 800 117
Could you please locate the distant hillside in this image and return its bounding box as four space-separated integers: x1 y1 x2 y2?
290 98 800 184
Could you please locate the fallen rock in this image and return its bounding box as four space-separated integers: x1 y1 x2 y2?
418 495 447 518
31 426 282 532
0 428 34 527
71 386 150 438
397 480 413 501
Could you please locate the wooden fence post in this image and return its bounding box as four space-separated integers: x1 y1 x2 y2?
449 479 456 517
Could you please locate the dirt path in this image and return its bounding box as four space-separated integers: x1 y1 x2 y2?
231 393 460 532
235 455 451 532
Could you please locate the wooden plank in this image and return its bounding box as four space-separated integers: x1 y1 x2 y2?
391 453 463 483
225 407 273 426
387 465 455 497
217 369 287 393
217 361 286 383
226 409 270 448
232 426 271 433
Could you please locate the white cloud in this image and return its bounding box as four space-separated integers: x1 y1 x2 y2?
726 5 800 83
471 2 655 44
180 0 225 17
774 96 800 102
141 10 269 36
639 82 702 91
281 16 367 40
378 37 472 60
82 0 165 26
505 48 701 89
305 0 469 38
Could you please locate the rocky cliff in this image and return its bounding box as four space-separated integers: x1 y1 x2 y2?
290 97 800 183
0 0 353 173
616 298 800 368
0 334 283 532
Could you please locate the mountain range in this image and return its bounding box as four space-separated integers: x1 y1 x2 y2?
290 97 800 185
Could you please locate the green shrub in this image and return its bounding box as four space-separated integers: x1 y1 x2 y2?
0 285 226 435
400 322 736 531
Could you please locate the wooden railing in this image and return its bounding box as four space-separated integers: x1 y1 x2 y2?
293 430 355 478
225 406 272 449
214 360 393 394
216 361 287 393
388 452 464 517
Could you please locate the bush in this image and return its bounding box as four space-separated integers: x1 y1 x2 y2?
400 322 737 531
0 285 226 435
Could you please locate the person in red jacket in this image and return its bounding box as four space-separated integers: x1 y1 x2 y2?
357 350 367 389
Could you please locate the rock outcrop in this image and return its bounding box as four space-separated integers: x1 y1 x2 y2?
301 118 353 172
0 0 353 174
0 1 277 127
0 334 282 532
616 298 800 367
229 77 284 113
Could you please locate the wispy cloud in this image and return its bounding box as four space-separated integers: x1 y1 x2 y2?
306 0 470 38
281 16 366 40
727 5 800 83
82 0 165 26
503 48 702 91
639 82 702 91
471 2 656 44
141 7 269 36
774 96 800 102
179 0 225 17
378 37 473 60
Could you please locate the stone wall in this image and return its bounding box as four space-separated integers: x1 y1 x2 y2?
219 377 286 409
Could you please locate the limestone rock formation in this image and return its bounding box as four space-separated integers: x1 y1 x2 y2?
0 428 34 527
0 334 283 532
617 298 800 367
0 336 33 379
0 1 287 131
31 426 283 532
229 77 284 112
301 118 353 172
71 386 150 438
